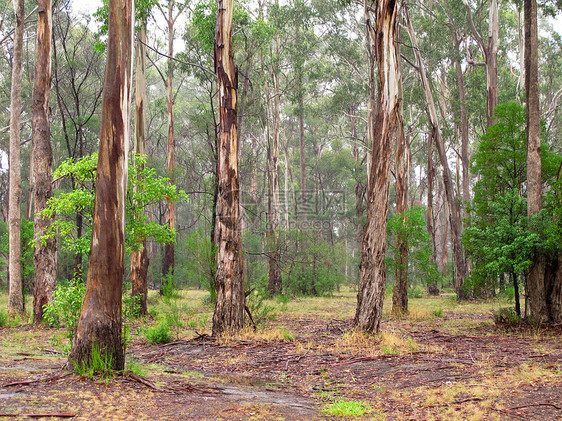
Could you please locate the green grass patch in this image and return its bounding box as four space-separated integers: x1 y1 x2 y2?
323 399 372 417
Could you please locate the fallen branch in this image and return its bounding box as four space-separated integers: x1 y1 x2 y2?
2 372 70 387
507 402 561 411
123 372 165 392
0 412 75 418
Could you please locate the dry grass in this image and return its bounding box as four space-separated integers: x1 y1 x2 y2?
215 326 295 345
333 329 420 356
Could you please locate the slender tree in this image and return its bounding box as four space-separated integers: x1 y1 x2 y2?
212 0 245 336
354 0 400 333
32 0 56 324
8 0 25 314
524 0 547 322
69 0 134 370
404 5 467 299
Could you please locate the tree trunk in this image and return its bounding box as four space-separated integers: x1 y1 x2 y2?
486 0 499 126
405 5 467 299
352 107 364 274
524 0 547 322
212 0 245 336
32 0 57 324
392 83 408 315
354 0 400 333
162 1 175 283
69 0 134 371
267 67 282 295
130 24 148 315
8 0 25 314
426 131 436 261
452 34 470 219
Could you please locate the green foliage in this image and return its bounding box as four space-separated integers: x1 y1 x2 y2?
464 102 562 298
122 290 143 320
43 278 86 341
0 309 8 327
73 343 114 382
323 399 372 417
387 206 442 288
144 320 173 344
246 289 277 326
432 308 444 318
40 153 185 259
0 219 34 292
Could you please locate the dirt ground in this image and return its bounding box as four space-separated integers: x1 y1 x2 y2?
1 293 562 420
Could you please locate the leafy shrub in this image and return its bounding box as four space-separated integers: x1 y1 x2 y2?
0 309 8 327
323 399 372 417
43 278 86 340
246 290 276 326
145 321 173 344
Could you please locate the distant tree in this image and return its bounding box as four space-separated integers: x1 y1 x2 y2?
69 0 134 371
8 0 25 314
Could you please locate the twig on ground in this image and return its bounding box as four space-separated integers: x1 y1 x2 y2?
2 372 70 387
0 412 75 418
507 402 561 410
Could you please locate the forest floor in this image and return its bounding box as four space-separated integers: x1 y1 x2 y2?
1 288 562 420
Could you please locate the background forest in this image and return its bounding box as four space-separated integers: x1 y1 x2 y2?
0 0 561 318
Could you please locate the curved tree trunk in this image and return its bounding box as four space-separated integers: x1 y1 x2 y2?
69 0 134 371
130 24 148 315
8 0 25 314
354 0 400 333
32 0 57 324
212 0 245 336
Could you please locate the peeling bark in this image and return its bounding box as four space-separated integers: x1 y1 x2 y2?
8 0 25 314
131 24 148 315
354 0 400 333
212 0 245 336
69 0 134 371
404 6 466 299
32 0 56 324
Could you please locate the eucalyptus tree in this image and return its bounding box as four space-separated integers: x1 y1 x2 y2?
8 0 25 314
69 0 134 370
354 0 401 333
212 0 245 335
32 0 56 323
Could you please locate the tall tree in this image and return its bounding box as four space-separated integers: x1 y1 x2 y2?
354 0 400 333
212 0 245 336
8 0 25 314
404 5 467 299
69 0 134 370
158 0 186 282
524 0 547 322
32 0 56 324
130 0 153 316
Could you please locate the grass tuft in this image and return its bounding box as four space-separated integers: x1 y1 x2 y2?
323 399 372 417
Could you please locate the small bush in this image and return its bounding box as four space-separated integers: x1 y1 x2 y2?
494 307 521 325
145 321 173 344
43 278 86 341
432 308 444 318
0 309 8 327
323 399 372 417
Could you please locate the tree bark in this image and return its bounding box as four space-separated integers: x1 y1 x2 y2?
486 0 499 126
354 0 400 333
267 66 282 295
524 0 547 322
32 0 56 324
69 0 134 371
162 0 175 282
404 6 466 299
130 24 148 315
212 0 245 336
8 0 25 314
392 81 408 315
